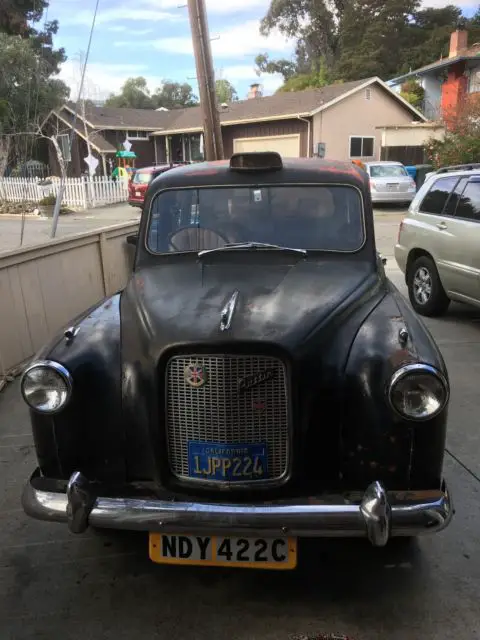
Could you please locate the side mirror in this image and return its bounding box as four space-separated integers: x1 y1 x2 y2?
126 234 138 246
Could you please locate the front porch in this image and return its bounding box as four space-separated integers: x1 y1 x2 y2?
156 132 205 164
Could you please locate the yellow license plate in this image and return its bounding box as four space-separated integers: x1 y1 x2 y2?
149 533 297 570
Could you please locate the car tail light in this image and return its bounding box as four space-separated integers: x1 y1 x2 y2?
369 180 377 191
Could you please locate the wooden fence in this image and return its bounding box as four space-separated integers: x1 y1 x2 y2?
0 176 129 209
0 222 138 381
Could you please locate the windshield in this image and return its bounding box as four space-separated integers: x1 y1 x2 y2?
147 185 364 254
133 172 153 185
370 165 408 178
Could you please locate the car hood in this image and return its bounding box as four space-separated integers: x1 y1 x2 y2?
122 256 381 354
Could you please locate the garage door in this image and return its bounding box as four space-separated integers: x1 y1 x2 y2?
233 134 300 158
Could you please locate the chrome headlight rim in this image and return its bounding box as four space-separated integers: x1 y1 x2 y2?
388 363 449 422
21 360 73 414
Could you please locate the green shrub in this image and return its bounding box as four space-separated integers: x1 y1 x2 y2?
38 194 56 206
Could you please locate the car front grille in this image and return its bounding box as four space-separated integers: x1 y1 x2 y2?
165 354 290 485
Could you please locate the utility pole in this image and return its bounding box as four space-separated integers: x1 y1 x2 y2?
187 0 224 161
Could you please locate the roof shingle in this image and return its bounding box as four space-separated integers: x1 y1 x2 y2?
64 78 371 134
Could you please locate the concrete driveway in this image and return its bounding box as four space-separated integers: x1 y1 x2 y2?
0 203 140 253
1 217 479 640
0 204 404 254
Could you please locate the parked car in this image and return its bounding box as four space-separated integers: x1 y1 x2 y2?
364 161 417 205
395 164 480 317
128 164 181 208
21 152 452 571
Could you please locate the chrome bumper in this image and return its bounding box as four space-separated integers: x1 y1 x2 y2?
22 470 452 547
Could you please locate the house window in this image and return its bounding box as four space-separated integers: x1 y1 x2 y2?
57 133 71 162
127 130 149 140
365 88 372 101
468 70 480 94
349 136 374 158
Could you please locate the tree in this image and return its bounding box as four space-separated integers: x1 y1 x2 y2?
0 32 69 174
215 79 238 103
0 0 48 36
0 0 66 74
105 77 153 109
256 1 480 90
215 79 237 103
152 81 198 109
426 94 480 168
105 78 199 110
400 79 425 109
277 59 333 92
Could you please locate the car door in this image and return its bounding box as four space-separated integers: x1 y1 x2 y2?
446 177 480 303
412 176 461 293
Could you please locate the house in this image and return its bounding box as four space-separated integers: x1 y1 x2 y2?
388 28 480 123
42 77 425 176
41 102 168 177
153 77 425 165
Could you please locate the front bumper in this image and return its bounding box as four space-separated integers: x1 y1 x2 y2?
22 470 452 547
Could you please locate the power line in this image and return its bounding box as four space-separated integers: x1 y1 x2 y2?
51 0 101 237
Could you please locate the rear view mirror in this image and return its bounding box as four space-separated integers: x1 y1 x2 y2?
126 234 138 246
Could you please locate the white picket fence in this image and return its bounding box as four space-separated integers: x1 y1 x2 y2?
0 176 129 209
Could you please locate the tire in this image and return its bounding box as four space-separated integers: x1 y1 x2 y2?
407 255 450 317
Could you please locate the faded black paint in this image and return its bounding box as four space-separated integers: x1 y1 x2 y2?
25 159 449 499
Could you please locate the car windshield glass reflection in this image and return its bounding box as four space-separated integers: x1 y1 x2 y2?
133 172 152 184
147 185 364 254
370 165 407 178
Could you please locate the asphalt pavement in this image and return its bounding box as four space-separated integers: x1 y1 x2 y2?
1 216 479 640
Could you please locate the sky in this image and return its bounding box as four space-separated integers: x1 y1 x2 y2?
50 0 479 103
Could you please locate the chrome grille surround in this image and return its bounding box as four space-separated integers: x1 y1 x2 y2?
165 354 290 487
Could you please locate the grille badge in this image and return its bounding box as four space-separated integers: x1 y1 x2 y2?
220 290 239 332
184 362 207 388
239 368 277 393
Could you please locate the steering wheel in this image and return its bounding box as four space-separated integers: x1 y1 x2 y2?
168 226 230 252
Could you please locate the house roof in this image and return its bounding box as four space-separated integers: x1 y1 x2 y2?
64 102 170 130
389 43 480 85
54 107 116 152
54 76 425 144
153 77 426 134
153 78 370 133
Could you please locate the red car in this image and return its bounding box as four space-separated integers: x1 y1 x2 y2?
128 164 180 208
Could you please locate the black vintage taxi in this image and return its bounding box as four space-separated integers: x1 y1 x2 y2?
21 152 452 570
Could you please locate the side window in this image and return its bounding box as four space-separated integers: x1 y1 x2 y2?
455 180 480 222
419 177 458 215
443 178 468 216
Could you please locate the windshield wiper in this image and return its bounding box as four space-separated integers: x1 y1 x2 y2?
198 242 307 257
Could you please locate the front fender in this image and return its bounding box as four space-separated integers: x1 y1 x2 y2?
28 294 125 482
341 282 448 490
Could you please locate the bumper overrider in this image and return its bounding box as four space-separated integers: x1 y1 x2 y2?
22 470 452 547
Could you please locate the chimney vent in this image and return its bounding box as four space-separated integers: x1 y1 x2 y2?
449 29 468 58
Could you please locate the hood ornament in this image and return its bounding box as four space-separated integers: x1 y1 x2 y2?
220 290 239 331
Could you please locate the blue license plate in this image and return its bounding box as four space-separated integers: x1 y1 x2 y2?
188 442 268 481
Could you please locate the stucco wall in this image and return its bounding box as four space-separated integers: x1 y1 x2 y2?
313 85 420 162
379 125 445 147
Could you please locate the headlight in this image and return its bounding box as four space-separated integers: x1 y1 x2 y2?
388 364 448 421
21 361 72 413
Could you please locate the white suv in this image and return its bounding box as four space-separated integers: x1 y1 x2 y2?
395 164 480 317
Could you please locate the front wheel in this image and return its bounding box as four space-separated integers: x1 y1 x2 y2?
407 255 450 317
